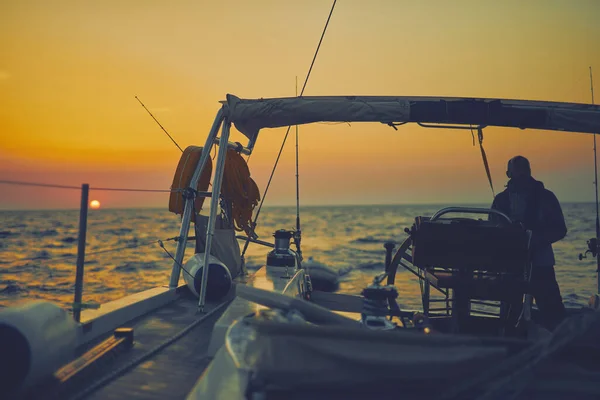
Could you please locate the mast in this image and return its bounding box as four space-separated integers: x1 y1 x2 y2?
591 66 599 293
294 76 303 262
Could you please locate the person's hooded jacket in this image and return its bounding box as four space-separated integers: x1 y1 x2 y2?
491 176 567 266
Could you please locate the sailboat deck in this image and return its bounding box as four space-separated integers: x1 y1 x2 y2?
65 290 230 400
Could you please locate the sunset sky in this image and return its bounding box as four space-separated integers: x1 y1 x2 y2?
1 0 599 210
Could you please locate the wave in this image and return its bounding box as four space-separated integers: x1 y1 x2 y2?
29 250 52 260
114 261 161 273
352 236 396 245
0 231 16 239
45 242 69 249
30 229 59 238
352 236 382 244
27 284 72 294
0 282 28 295
2 204 596 310
103 228 134 236
356 262 385 270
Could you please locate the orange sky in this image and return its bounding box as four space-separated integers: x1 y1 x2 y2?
1 0 599 209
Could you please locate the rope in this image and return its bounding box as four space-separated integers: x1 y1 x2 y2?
241 0 337 259
477 128 495 197
0 179 180 193
221 149 261 237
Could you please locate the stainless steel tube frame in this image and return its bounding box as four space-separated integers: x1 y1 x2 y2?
198 119 232 310
168 108 225 288
430 207 511 224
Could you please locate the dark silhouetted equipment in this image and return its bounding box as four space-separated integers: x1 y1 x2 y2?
410 208 530 335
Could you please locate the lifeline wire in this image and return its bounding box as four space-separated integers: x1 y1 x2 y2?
0 179 179 193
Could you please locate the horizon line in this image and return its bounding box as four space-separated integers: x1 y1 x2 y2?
0 200 596 212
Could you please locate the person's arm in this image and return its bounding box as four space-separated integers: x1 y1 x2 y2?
488 194 507 224
531 191 567 247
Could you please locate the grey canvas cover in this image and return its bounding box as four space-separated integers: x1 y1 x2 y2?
223 94 600 142
240 321 510 394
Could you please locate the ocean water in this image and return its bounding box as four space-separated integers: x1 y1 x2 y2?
1 204 598 311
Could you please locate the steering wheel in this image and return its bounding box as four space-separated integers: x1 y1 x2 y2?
386 236 412 286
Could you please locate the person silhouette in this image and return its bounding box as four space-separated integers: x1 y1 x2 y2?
491 155 567 331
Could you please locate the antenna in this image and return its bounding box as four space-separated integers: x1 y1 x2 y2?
294 76 302 262
591 66 600 292
135 96 183 152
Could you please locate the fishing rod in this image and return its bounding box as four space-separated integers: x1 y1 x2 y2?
135 96 183 152
294 76 302 262
592 66 600 293
579 66 600 295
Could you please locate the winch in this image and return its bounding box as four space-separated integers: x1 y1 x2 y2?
266 229 297 269
360 274 398 330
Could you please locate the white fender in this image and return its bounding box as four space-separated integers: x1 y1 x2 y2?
183 253 233 300
0 301 78 394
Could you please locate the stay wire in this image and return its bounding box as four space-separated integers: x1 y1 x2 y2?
158 240 196 281
241 0 337 259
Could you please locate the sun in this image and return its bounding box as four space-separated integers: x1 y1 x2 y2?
90 200 101 209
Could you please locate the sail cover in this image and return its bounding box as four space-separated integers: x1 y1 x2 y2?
224 94 600 141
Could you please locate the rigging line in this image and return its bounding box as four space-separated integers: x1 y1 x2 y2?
590 66 600 284
135 95 183 152
158 240 196 281
299 0 338 96
0 179 81 190
590 66 599 240
91 187 181 193
241 0 337 259
295 75 302 254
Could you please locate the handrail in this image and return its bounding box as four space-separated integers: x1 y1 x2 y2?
431 207 511 224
